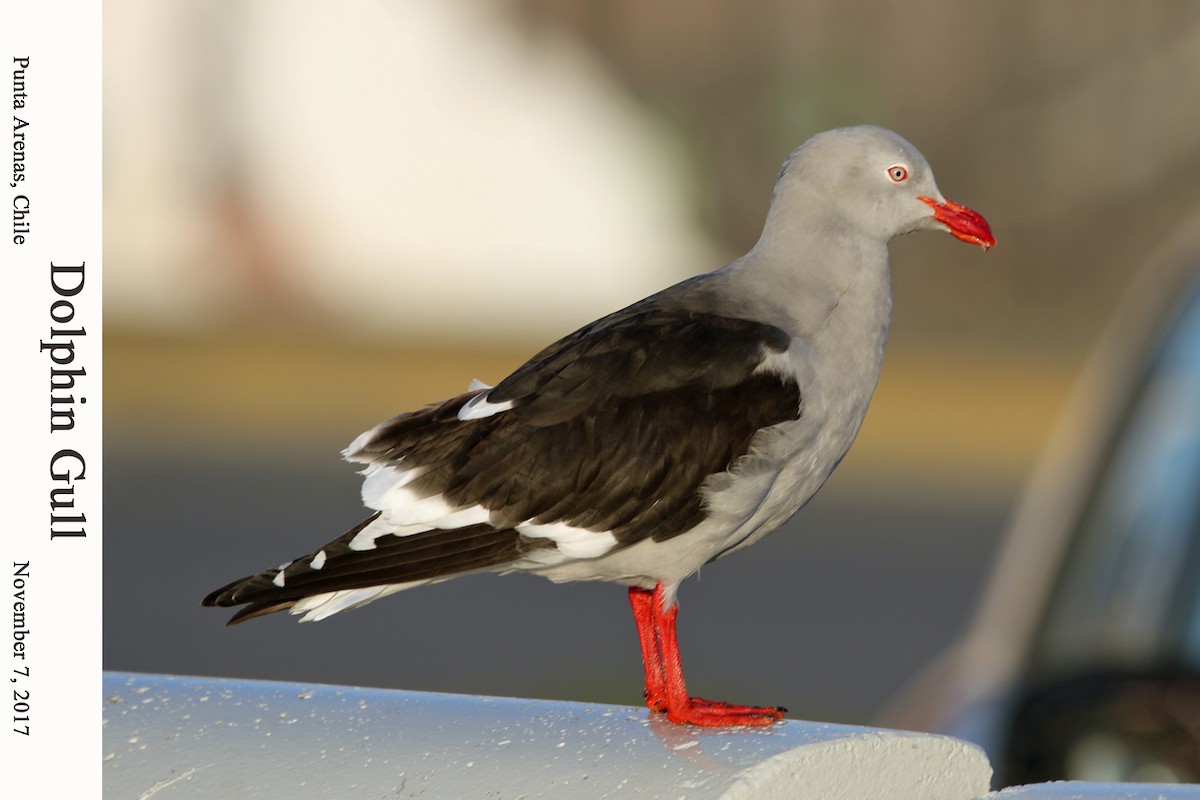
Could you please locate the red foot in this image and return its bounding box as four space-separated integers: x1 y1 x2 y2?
644 691 785 717
628 584 786 728
663 696 786 727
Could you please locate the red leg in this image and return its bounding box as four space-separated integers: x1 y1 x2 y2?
628 587 667 710
629 583 786 727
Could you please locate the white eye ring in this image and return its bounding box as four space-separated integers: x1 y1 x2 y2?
887 164 908 183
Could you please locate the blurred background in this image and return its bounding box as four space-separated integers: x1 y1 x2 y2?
104 0 1200 745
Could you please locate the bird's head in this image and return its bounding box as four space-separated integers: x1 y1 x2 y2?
777 125 995 250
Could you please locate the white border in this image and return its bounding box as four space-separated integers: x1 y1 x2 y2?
1 0 102 792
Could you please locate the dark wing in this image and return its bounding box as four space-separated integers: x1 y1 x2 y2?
202 514 554 624
350 303 802 545
203 302 801 623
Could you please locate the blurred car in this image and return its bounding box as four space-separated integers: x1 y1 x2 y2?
880 216 1200 786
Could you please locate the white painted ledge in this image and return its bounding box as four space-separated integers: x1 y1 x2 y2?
103 672 991 799
105 673 1200 799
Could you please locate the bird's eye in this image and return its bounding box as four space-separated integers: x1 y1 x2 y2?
887 165 908 183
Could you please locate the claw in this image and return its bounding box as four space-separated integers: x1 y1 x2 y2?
629 584 785 728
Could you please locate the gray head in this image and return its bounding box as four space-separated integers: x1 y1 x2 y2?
771 125 994 248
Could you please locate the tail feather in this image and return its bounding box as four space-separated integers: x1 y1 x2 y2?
202 513 552 625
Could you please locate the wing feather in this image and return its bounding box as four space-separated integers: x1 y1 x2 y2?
349 304 801 545
205 301 803 623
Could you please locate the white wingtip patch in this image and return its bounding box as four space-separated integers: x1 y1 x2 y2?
457 391 515 421
310 550 327 570
347 513 462 551
290 582 427 622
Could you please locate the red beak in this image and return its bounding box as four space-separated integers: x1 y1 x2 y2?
918 196 995 250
